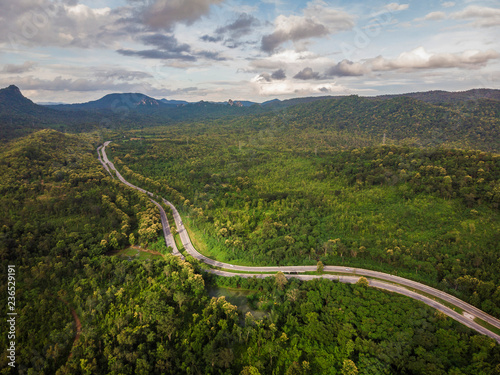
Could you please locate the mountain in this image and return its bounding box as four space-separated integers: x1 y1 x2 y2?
159 98 189 107
37 101 67 105
228 100 257 107
2 84 499 150
260 96 348 111
0 85 106 141
262 98 280 105
49 92 167 111
264 95 500 151
0 85 55 116
377 88 500 104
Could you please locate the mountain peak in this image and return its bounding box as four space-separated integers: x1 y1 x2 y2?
0 85 32 105
3 85 23 96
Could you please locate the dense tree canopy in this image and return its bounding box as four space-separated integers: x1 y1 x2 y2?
0 88 499 374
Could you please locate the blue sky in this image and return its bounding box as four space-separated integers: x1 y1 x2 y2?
0 0 498 103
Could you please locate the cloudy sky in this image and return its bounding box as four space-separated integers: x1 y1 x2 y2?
0 0 499 103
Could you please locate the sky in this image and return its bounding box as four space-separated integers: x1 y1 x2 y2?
0 0 499 103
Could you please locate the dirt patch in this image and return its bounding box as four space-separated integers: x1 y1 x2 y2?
108 245 162 257
56 296 82 359
463 312 475 320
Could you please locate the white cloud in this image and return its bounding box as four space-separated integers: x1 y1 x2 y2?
0 0 126 48
370 47 499 71
249 50 322 70
451 5 500 27
261 1 354 52
0 74 196 99
1 61 37 74
325 60 367 77
423 11 446 21
251 75 347 96
385 3 410 12
442 2 455 8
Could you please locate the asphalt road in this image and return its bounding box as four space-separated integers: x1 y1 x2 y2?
150 199 184 259
98 142 500 343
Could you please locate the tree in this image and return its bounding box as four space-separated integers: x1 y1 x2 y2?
356 277 369 287
129 233 136 246
342 359 358 375
275 271 288 291
317 261 324 273
241 366 261 375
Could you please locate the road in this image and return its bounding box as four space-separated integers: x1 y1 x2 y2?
150 199 184 259
98 141 500 343
97 143 181 259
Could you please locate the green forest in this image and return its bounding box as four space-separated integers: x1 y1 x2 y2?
1 90 500 374
107 123 500 318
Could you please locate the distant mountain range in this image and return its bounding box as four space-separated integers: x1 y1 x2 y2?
376 89 500 103
21 86 500 112
45 93 253 110
1 85 499 149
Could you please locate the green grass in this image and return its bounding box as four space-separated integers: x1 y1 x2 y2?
183 217 260 267
474 318 500 336
112 247 163 260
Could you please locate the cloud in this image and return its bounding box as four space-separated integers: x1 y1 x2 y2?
370 47 499 71
248 50 324 74
201 13 261 49
293 67 321 80
385 3 410 12
93 69 153 81
200 34 223 43
196 50 227 61
423 11 446 21
215 13 260 39
1 75 197 98
141 34 191 53
1 75 143 92
451 5 500 27
261 2 354 53
255 69 287 82
0 1 121 48
117 48 197 61
251 77 347 96
442 2 455 8
271 68 286 80
325 60 366 77
261 15 328 52
117 31 226 62
1 61 37 74
0 0 225 48
139 0 224 30
117 47 226 62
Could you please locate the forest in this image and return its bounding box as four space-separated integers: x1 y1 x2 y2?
107 122 500 318
0 90 499 374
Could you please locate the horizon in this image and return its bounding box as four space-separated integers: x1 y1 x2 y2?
3 83 498 105
1 1 499 103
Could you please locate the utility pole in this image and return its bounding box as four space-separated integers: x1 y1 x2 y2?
382 133 386 145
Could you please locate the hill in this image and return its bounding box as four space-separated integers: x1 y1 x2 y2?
377 88 500 104
262 95 500 152
49 92 167 111
0 85 106 140
1 85 499 151
0 85 62 119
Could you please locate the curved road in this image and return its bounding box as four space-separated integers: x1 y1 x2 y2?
98 142 500 343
